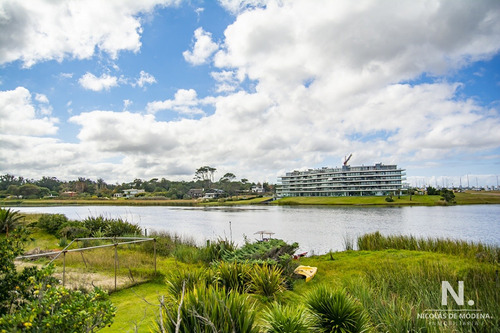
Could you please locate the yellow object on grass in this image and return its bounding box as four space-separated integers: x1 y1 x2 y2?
294 265 317 282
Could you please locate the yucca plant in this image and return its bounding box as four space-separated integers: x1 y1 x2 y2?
157 284 258 333
213 260 253 293
165 268 213 299
249 263 286 298
261 303 313 332
305 286 371 333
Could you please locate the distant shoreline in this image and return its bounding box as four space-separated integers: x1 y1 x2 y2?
2 191 500 207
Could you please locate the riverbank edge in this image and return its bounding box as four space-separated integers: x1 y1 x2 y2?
2 192 500 207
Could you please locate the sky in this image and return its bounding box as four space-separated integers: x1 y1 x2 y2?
0 0 500 187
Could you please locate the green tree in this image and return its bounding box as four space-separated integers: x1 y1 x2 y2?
195 166 217 189
440 188 456 203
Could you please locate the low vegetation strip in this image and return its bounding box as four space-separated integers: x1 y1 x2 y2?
5 211 500 332
357 231 500 264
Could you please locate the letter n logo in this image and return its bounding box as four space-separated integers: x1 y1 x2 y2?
442 281 464 306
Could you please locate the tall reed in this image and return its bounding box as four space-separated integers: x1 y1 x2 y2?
357 231 499 263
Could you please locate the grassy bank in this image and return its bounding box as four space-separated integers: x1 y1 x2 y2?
4 191 499 207
274 191 500 206
13 216 500 333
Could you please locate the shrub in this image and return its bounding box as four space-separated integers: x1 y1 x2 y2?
213 261 253 293
222 239 298 264
249 264 286 298
165 268 213 299
200 238 236 263
261 303 313 333
37 214 68 235
0 208 23 236
105 218 142 237
58 225 91 240
385 196 394 202
157 285 258 333
82 216 108 234
305 286 371 333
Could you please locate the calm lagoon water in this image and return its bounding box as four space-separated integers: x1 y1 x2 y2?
17 205 500 254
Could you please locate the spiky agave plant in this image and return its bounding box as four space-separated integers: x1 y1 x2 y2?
261 303 313 333
305 286 371 333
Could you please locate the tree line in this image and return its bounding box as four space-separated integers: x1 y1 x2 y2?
0 167 274 199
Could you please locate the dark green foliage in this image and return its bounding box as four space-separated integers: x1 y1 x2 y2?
37 214 142 239
0 207 24 236
200 238 236 263
248 263 286 298
158 285 258 333
213 261 253 293
384 196 394 202
0 229 115 332
104 217 142 237
426 186 438 195
222 239 298 264
58 225 91 239
262 303 313 333
306 286 371 333
165 268 213 299
37 214 69 235
440 188 456 203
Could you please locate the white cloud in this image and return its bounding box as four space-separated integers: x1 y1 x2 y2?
133 70 157 88
2 1 500 183
0 0 180 67
78 72 119 91
211 70 240 92
35 93 49 104
218 0 269 14
0 87 58 136
147 89 207 115
183 27 219 65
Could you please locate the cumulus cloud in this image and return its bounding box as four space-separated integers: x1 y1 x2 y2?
78 72 119 91
218 0 269 14
0 87 58 136
183 27 219 65
0 0 179 67
147 89 207 116
133 70 157 88
2 1 500 183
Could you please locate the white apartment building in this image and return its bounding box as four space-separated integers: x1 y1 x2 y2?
276 163 406 197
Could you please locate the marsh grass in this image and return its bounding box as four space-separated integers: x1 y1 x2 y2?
357 231 499 263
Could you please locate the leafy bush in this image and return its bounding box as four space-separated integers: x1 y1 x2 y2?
0 229 115 332
104 218 142 237
157 285 258 333
261 303 313 333
82 216 109 234
385 196 394 202
305 286 371 333
222 239 298 264
58 225 91 240
37 213 68 235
